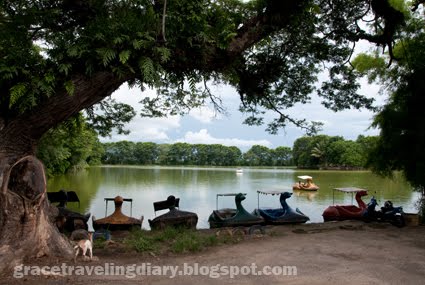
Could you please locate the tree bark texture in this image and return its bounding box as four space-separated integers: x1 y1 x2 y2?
0 72 127 274
0 156 73 274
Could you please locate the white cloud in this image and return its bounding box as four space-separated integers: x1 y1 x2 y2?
102 78 382 148
99 83 181 143
188 106 222 124
100 115 181 142
176 129 272 148
110 83 156 106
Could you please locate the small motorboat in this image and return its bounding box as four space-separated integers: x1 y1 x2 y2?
148 195 198 230
208 193 265 228
253 190 309 224
92 196 143 231
236 168 243 174
47 189 90 232
293 175 319 191
322 187 368 221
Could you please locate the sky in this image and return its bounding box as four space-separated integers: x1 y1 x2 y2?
100 77 384 151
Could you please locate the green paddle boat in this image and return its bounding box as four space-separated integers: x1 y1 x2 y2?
208 193 265 228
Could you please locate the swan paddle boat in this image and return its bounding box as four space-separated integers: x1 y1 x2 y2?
253 190 310 224
322 187 368 221
92 196 143 231
208 193 265 228
293 175 319 191
148 195 198 230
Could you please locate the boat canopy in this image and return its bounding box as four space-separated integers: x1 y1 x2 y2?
216 193 246 197
257 190 288 209
333 187 367 193
257 190 286 195
297 175 313 180
332 187 368 205
216 193 247 210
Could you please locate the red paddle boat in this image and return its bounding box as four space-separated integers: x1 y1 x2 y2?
322 187 368 221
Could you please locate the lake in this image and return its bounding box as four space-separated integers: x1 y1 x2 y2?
47 166 421 230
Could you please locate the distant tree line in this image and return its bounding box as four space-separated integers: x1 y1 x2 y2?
101 142 293 167
36 122 378 173
293 135 378 169
101 135 377 169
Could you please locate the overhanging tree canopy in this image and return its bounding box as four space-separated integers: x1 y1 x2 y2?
1 0 405 149
0 0 419 273
352 5 425 189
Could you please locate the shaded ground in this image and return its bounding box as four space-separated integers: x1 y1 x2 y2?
2 221 425 285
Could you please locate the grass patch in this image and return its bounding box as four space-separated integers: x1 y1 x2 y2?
123 227 244 254
124 230 158 253
93 236 107 249
171 230 220 253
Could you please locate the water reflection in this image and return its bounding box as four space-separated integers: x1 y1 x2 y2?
47 166 420 229
293 189 317 201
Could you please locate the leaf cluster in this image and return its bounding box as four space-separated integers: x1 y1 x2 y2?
352 10 425 187
0 0 416 137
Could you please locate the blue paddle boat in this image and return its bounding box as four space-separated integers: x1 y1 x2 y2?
253 190 309 224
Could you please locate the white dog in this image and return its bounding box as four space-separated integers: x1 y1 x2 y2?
74 232 93 262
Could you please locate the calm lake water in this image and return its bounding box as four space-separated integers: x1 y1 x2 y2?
47 166 421 230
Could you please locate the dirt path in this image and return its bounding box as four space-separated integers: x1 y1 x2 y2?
2 221 425 285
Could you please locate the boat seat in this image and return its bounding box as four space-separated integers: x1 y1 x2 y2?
212 209 236 220
47 190 81 207
153 196 180 216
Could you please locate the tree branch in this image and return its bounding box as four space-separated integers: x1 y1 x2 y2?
18 72 132 141
226 0 310 57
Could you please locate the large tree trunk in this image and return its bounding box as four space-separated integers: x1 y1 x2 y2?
0 72 127 274
0 153 73 274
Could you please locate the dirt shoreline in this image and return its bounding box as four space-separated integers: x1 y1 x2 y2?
2 221 425 285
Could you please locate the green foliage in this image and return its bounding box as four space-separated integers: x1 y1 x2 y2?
36 114 104 176
103 141 137 165
273 146 293 166
388 0 410 17
351 54 387 83
352 9 425 188
292 135 376 169
292 137 315 168
97 48 117 67
102 141 294 167
327 140 365 167
86 97 136 137
1 0 402 137
102 135 380 169
243 145 273 166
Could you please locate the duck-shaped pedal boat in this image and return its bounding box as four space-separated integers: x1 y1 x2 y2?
322 188 368 221
208 193 264 228
292 175 319 191
253 191 309 224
